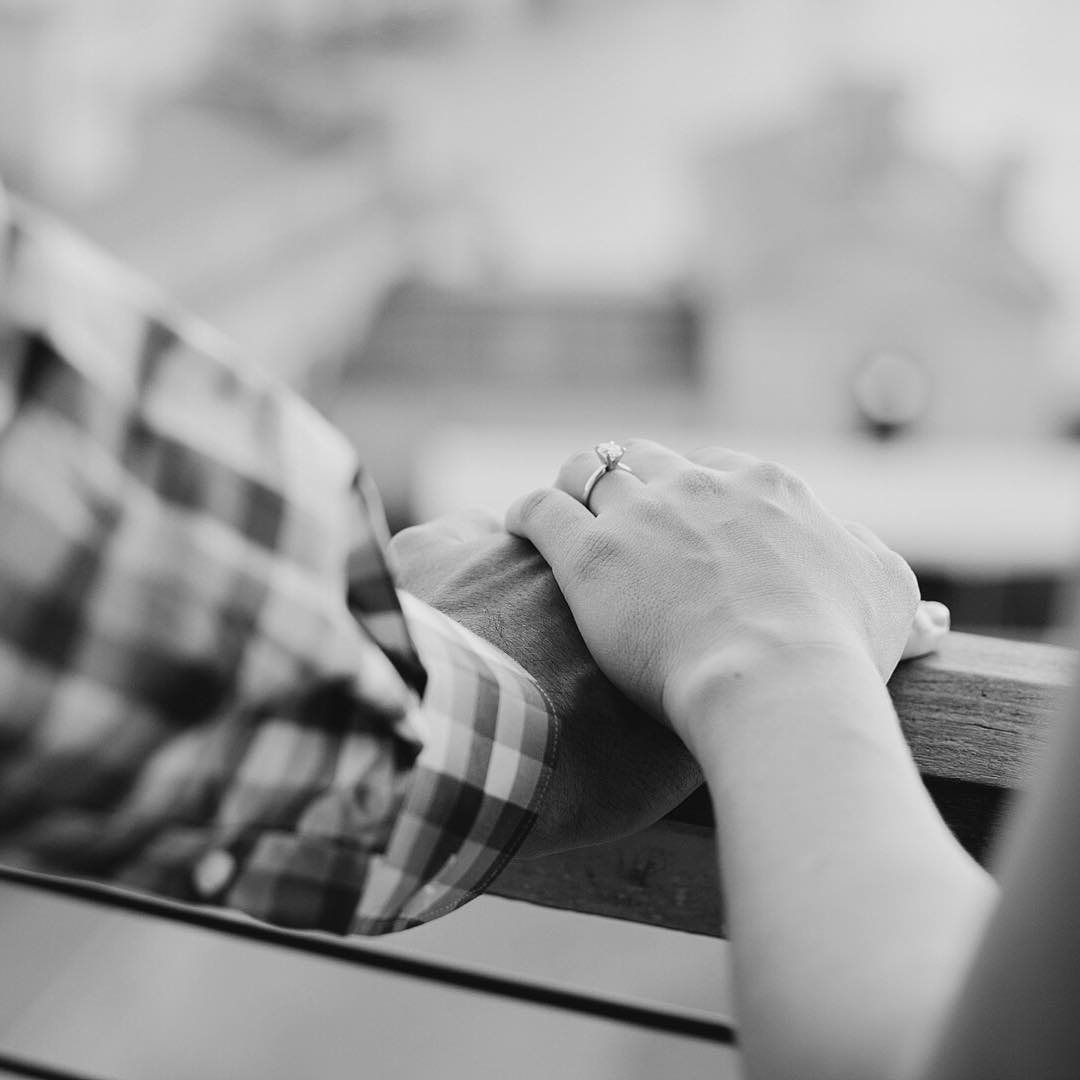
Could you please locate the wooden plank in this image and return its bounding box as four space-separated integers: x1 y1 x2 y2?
494 821 724 938
492 781 1012 939
492 632 1076 937
890 630 1074 786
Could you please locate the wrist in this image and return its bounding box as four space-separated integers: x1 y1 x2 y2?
664 632 880 754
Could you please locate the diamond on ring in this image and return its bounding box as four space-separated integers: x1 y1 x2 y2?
595 441 626 469
582 441 634 511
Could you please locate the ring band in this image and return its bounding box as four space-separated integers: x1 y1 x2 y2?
582 441 634 511
582 463 633 509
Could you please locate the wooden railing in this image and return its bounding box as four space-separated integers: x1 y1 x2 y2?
0 631 1073 1077
491 631 1076 937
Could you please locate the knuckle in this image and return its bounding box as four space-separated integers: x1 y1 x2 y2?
670 465 726 502
751 459 802 493
556 450 602 493
684 444 724 469
876 546 920 616
462 505 501 531
686 444 754 471
513 487 555 527
387 523 427 558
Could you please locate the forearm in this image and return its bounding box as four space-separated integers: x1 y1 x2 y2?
672 644 997 1080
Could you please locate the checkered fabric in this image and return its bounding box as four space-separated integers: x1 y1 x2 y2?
0 188 556 935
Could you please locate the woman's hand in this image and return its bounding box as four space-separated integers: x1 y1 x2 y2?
507 439 923 734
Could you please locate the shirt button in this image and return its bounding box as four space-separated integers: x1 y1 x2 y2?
193 850 236 897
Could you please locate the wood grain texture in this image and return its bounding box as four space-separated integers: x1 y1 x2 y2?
494 821 725 937
493 632 1076 937
890 630 1074 785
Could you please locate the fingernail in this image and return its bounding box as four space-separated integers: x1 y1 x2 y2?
922 601 951 631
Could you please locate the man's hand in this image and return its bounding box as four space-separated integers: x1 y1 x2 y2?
388 508 702 858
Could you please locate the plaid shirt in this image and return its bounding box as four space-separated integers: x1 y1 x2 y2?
0 187 556 935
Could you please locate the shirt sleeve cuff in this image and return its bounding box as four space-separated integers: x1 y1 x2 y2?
349 592 558 934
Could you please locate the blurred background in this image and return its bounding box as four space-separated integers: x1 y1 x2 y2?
2 1 1080 1076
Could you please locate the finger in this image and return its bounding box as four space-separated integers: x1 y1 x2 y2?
505 486 593 572
901 600 951 659
685 445 758 472
430 506 503 543
401 507 501 546
553 438 685 513
576 458 640 514
843 519 886 551
621 437 690 481
844 519 925 627
553 442 637 515
388 507 501 563
843 522 916 577
387 522 433 567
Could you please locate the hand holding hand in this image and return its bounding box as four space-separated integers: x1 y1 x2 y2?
507 440 925 737
388 508 702 857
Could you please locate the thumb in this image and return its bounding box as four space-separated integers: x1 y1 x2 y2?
901 600 951 660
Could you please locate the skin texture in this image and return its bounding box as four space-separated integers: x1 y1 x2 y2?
387 507 702 858
504 439 995 1080
507 439 923 732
